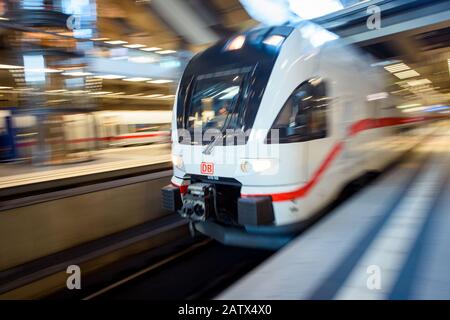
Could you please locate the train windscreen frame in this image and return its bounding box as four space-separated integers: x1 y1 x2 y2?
176 25 295 146
180 67 253 145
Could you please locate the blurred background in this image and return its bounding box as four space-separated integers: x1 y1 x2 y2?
0 0 449 300
0 0 448 173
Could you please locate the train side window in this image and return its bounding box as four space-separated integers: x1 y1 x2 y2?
268 78 328 143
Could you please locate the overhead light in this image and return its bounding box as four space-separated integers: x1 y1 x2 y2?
425 105 449 112
45 89 67 93
122 77 152 82
104 40 128 45
45 68 63 73
91 37 110 41
367 92 388 101
57 31 73 37
263 34 285 47
123 44 146 49
225 35 246 51
144 94 164 98
90 91 112 95
0 64 23 69
289 0 343 19
406 79 431 86
159 95 175 99
397 103 421 109
156 50 177 55
384 63 410 73
94 74 126 80
25 68 62 73
239 0 291 25
147 79 173 84
394 70 420 79
0 86 13 89
62 71 93 76
140 47 162 52
70 90 88 94
128 56 155 64
402 106 426 113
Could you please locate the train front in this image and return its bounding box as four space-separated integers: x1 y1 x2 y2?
162 24 330 249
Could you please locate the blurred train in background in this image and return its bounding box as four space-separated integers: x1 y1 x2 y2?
0 110 172 163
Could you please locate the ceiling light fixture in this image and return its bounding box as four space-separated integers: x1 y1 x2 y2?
140 47 162 52
123 44 147 49
406 79 432 86
156 50 177 55
147 79 173 84
91 37 110 41
0 64 23 69
393 70 420 79
62 71 93 77
122 77 152 82
384 63 410 73
104 40 128 45
90 91 112 95
94 74 126 80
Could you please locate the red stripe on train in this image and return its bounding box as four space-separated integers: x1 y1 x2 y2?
172 182 188 195
15 132 170 148
242 142 343 202
242 116 444 202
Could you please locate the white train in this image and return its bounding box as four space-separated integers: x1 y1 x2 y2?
94 111 171 147
1 110 172 161
161 21 438 248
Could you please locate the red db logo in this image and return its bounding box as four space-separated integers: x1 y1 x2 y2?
200 162 214 175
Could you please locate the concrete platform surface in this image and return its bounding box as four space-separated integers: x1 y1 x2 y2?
218 125 450 300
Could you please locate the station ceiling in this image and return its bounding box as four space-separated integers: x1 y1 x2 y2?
0 0 448 110
94 0 449 106
95 0 253 52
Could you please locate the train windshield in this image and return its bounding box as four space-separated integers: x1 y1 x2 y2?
186 71 247 134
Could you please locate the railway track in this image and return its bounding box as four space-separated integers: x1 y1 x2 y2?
48 237 273 300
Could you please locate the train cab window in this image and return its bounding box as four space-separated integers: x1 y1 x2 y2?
187 73 244 133
267 78 329 143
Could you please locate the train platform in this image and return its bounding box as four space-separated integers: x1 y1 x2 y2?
218 124 450 300
0 144 170 191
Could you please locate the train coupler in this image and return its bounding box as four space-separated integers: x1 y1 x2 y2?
179 183 215 222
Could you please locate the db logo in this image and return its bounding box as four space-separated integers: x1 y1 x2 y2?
201 162 214 175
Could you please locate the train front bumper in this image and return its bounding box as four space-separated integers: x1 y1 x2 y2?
194 220 292 250
161 183 302 249
161 183 275 226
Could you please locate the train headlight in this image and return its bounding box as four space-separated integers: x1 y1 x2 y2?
263 35 285 48
225 35 246 51
172 154 184 170
240 159 274 173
